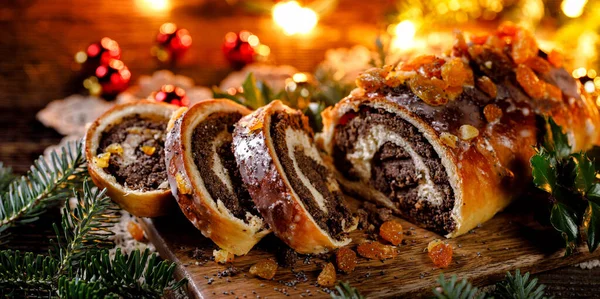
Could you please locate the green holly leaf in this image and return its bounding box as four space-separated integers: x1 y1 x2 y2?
212 86 242 103
531 149 557 194
588 183 600 202
571 153 595 195
242 73 266 109
586 201 600 253
550 202 579 256
543 117 571 159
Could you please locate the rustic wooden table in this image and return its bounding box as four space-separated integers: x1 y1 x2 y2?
1 0 599 297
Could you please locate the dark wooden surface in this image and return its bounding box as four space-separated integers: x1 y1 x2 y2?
1 0 599 297
141 199 600 298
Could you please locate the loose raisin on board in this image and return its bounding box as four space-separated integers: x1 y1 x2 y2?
336 247 357 273
427 239 453 268
357 241 398 260
379 220 403 246
249 259 278 280
317 263 336 287
127 221 145 241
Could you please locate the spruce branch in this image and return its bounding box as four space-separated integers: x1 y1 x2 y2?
493 270 550 299
433 274 485 299
0 180 185 297
75 248 186 297
0 141 87 232
52 180 119 274
0 250 58 291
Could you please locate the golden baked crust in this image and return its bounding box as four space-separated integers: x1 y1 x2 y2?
165 99 270 256
319 26 600 238
85 100 178 217
233 100 356 254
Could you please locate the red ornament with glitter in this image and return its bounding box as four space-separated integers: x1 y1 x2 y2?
151 84 189 107
222 31 260 69
75 37 121 75
86 59 131 98
153 23 192 63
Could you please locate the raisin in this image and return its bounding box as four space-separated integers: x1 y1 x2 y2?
544 83 563 102
497 21 518 38
379 220 403 246
420 57 446 78
427 239 453 268
516 64 545 99
249 259 278 280
408 74 448 106
356 68 388 93
445 86 463 101
452 30 468 57
511 28 538 64
442 58 469 87
477 76 497 98
483 104 503 123
548 49 563 68
470 34 489 45
127 221 145 241
485 35 505 52
336 247 357 273
357 241 398 260
525 56 551 74
317 263 336 287
401 55 437 71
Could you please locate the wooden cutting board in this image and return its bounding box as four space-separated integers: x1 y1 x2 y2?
140 199 600 298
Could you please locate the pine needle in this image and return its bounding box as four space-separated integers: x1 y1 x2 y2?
330 281 364 299
0 140 87 232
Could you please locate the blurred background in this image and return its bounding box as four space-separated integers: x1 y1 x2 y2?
1 0 599 173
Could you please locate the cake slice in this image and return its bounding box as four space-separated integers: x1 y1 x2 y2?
85 100 178 217
232 100 357 254
165 99 270 255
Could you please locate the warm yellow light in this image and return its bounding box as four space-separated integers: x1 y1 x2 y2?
561 0 588 18
391 20 417 51
584 81 596 93
293 72 308 83
135 0 170 13
573 67 587 78
272 1 318 35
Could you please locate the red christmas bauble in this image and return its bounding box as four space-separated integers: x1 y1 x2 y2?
151 84 189 107
94 59 131 97
222 31 258 69
153 23 192 62
75 37 121 76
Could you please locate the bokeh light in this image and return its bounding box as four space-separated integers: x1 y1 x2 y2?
272 1 318 35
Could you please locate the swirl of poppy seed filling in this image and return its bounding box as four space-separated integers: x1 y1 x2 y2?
333 107 456 234
98 116 169 192
191 112 259 222
270 111 354 240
